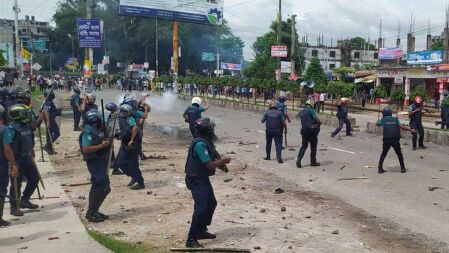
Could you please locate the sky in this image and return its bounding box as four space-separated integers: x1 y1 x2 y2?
1 0 448 60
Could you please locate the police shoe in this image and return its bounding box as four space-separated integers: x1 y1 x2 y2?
0 218 10 227
419 146 427 149
401 167 407 173
296 159 302 168
112 169 124 175
86 210 105 223
96 211 109 220
10 205 24 217
263 157 271 161
186 238 204 248
197 231 217 240
20 198 39 209
130 183 145 190
127 179 136 187
378 168 386 174
278 159 283 164
310 162 321 167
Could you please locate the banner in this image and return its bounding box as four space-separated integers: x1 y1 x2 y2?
83 59 92 77
119 0 224 26
407 50 443 65
21 48 30 60
77 18 102 48
378 47 403 60
271 45 288 58
220 63 242 71
202 52 216 62
281 61 291 73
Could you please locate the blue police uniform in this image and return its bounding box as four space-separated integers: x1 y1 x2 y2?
276 101 287 146
409 103 425 149
83 104 99 125
297 107 319 165
184 105 205 138
377 115 405 172
185 137 217 241
115 115 144 186
43 99 60 149
80 124 111 214
3 121 39 207
0 124 9 218
441 102 449 130
332 104 352 137
262 107 285 161
71 93 81 130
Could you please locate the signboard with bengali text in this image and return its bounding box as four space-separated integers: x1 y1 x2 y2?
77 18 102 48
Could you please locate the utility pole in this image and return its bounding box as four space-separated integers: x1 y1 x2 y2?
85 0 94 79
290 14 297 76
215 46 220 77
155 19 159 78
172 21 179 83
13 0 20 74
276 0 282 82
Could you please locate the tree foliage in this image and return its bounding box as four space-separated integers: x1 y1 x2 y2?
47 0 244 74
373 85 388 99
243 18 304 79
351 37 376 50
304 57 327 86
410 85 430 101
0 50 8 67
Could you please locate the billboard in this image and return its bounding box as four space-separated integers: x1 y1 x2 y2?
119 0 224 26
379 47 403 60
407 50 443 65
271 45 288 58
202 52 216 62
221 63 242 71
76 18 102 48
281 61 291 73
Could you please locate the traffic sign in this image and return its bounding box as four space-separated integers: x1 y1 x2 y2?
32 63 42 71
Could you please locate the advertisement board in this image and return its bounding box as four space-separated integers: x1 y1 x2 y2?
119 0 224 26
77 18 102 48
271 45 288 58
220 63 242 71
407 50 443 65
378 47 404 60
281 61 291 73
201 52 216 62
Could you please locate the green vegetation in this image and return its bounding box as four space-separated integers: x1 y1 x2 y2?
410 85 430 101
304 57 327 88
0 49 8 67
88 230 166 253
431 41 444 51
392 89 406 101
373 85 388 99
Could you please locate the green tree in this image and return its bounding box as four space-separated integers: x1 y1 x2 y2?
431 41 443 51
410 85 430 101
305 57 327 86
0 50 8 67
351 37 376 50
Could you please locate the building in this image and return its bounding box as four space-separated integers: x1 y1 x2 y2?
301 39 378 72
0 16 50 67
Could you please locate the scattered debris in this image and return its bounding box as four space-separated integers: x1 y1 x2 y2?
420 156 424 160
337 177 368 181
254 246 262 250
147 155 168 160
428 187 443 192
238 141 257 146
288 148 296 151
319 149 327 151
226 151 237 155
274 188 284 194
331 230 340 235
340 165 346 170
147 191 153 195
223 178 233 183
305 216 312 219
61 182 91 187
48 237 60 240
259 208 266 213
171 248 251 252
363 166 373 168
18 246 28 250
169 163 175 166
281 207 287 212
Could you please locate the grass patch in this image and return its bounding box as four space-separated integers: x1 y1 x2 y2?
88 230 166 253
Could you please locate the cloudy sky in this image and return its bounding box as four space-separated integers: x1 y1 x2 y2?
1 0 448 59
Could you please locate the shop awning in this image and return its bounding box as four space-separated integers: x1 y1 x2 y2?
355 74 376 83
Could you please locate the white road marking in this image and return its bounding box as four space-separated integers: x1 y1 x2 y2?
327 146 355 154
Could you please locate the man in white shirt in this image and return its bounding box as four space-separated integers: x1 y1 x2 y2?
319 93 326 113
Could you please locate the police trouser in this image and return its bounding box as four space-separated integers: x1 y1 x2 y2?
0 162 9 200
265 128 283 160
9 155 39 203
46 124 61 149
86 160 111 212
332 118 351 136
378 138 405 169
410 122 424 148
185 176 217 240
189 125 198 138
117 144 144 185
73 108 81 129
297 128 319 163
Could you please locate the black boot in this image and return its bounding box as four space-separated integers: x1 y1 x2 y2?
127 179 136 187
10 202 24 217
296 159 302 168
378 167 386 174
401 167 407 173
112 169 123 175
311 162 321 167
0 197 10 227
186 238 203 248
130 183 145 190
96 211 109 220
85 210 105 223
20 197 39 209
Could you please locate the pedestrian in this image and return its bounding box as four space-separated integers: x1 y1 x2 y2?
331 98 353 137
409 96 428 150
361 91 368 108
79 110 112 222
262 100 287 163
184 117 231 248
70 86 82 131
42 90 60 155
436 94 449 130
116 104 145 190
80 93 99 127
377 107 414 173
319 92 326 113
296 100 322 168
0 104 12 226
3 104 40 216
183 97 210 138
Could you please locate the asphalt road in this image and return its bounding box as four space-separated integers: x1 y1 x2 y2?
96 89 449 249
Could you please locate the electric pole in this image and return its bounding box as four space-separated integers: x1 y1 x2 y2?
155 19 159 78
13 0 20 73
85 0 94 79
291 14 297 77
276 0 282 82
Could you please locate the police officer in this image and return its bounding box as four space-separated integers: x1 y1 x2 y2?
0 88 7 120
70 86 82 131
42 90 60 155
296 100 322 168
185 117 231 248
377 107 414 173
116 104 145 190
80 110 112 222
277 96 291 149
435 94 449 130
3 104 40 216
0 104 12 226
261 100 287 163
183 97 210 138
331 98 352 137
409 96 427 150
136 99 151 160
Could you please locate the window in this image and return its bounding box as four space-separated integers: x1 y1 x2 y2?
374 52 379 59
329 64 336 69
329 51 336 58
354 52 360 59
312 50 318 57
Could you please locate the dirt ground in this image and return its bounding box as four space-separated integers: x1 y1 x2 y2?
46 115 447 253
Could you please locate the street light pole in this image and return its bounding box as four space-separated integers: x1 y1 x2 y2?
49 43 52 73
216 46 220 77
276 0 282 82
